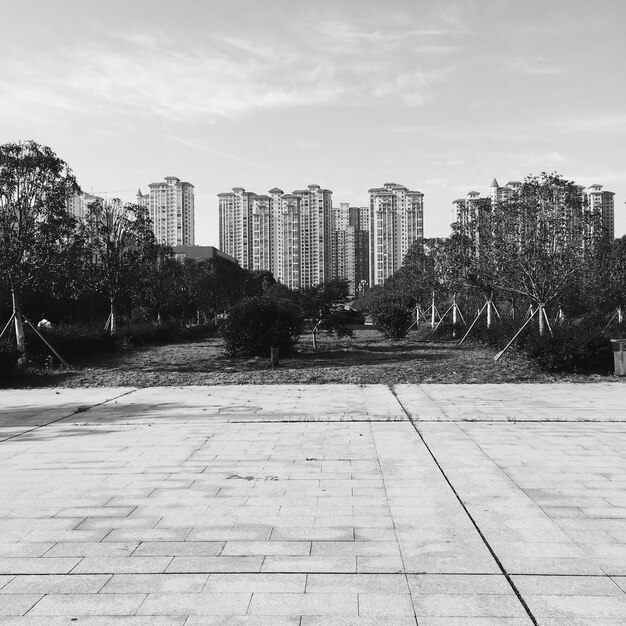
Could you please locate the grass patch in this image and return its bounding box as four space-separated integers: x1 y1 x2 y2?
0 327 618 388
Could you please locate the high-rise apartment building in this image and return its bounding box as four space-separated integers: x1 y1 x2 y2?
368 183 424 286
67 192 104 219
454 178 617 247
587 184 615 238
218 184 333 289
331 203 369 296
218 187 255 269
276 193 302 289
490 178 522 204
137 176 195 247
452 191 492 253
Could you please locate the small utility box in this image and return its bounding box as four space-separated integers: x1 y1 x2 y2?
611 339 626 376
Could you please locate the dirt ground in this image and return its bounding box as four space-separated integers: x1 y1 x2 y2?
3 328 615 388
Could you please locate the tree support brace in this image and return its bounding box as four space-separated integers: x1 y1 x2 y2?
0 313 71 369
494 307 539 362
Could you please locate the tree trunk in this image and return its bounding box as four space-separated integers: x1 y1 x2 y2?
11 289 26 354
538 304 545 336
109 298 117 335
486 300 492 329
619 306 623 324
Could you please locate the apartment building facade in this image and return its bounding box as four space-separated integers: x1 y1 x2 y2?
218 184 333 289
587 183 615 238
331 203 369 296
67 192 104 219
454 178 616 254
368 183 424 286
137 176 195 247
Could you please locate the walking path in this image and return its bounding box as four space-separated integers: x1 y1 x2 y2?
1 383 626 624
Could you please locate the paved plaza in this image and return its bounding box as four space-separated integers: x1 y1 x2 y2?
1 383 626 624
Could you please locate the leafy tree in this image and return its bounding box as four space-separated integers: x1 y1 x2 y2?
582 235 626 322
477 173 603 335
383 240 432 302
606 237 626 317
132 244 182 322
0 141 80 352
220 295 304 357
82 199 157 334
299 278 352 347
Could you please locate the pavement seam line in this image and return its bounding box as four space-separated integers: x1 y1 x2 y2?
0 388 140 444
388 384 539 626
416 384 451 420
368 421 420 626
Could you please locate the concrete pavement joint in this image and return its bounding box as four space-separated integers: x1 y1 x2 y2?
368 421 419 626
388 384 539 626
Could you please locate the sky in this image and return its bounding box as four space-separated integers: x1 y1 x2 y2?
2 0 625 245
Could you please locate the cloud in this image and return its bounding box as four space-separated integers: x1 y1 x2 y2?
1 8 465 124
505 56 566 76
164 134 300 179
553 114 626 134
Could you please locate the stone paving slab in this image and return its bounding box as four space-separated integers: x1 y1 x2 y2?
53 385 404 424
396 383 626 421
2 383 626 622
0 388 135 440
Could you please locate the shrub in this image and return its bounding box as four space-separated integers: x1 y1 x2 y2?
522 322 612 373
431 321 465 340
370 295 414 340
116 322 175 346
313 308 355 339
469 316 527 349
468 314 613 373
0 342 18 377
24 325 115 363
220 296 304 357
22 321 217 364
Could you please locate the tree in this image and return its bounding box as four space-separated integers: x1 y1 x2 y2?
82 199 157 334
299 279 352 348
384 240 431 302
477 173 603 335
220 295 304 357
585 235 626 323
0 141 79 352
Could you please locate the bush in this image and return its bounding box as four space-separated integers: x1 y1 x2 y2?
107 321 216 348
431 321 465 340
522 322 612 373
220 296 304 357
116 322 176 346
468 316 526 348
24 325 116 363
468 314 613 373
21 321 217 364
370 295 414 340
0 342 18 377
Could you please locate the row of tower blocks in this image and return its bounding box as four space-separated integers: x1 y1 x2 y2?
454 179 615 242
68 176 616 298
218 179 615 296
219 183 424 296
